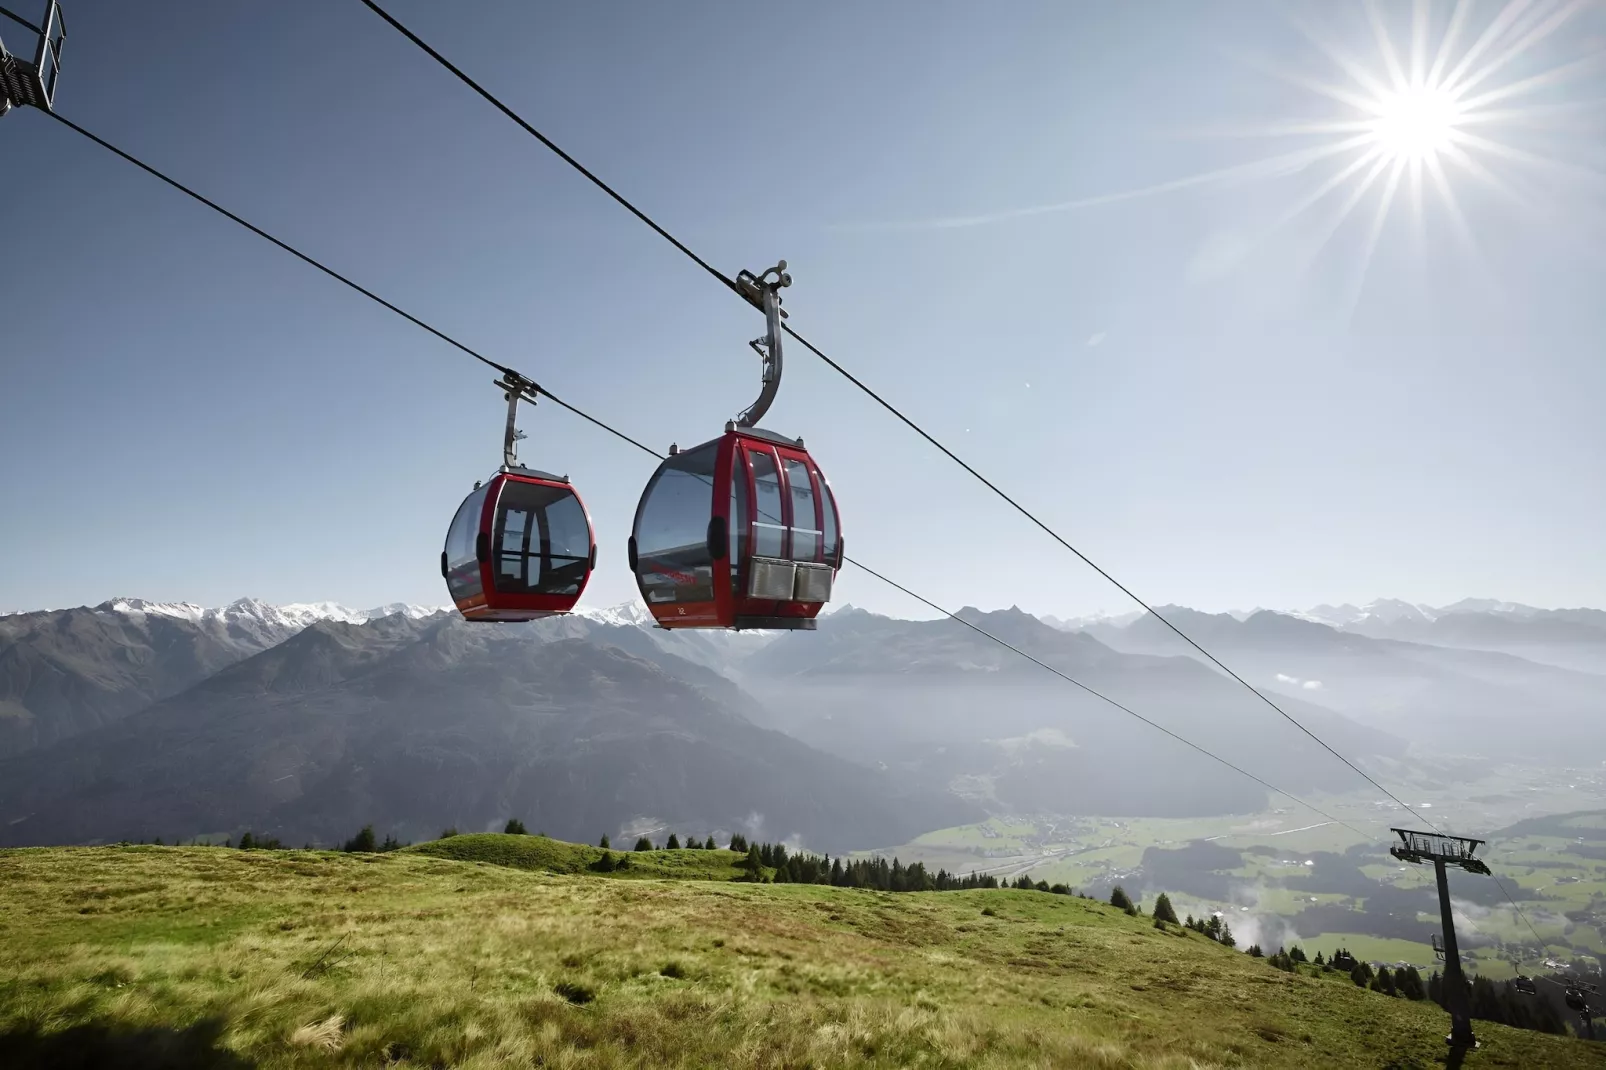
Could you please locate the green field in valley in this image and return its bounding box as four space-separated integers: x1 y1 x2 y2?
1 835 1603 1068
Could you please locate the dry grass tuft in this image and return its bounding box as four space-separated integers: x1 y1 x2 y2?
288 1013 345 1050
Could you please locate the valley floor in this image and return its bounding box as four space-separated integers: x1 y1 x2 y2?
1 844 1602 1068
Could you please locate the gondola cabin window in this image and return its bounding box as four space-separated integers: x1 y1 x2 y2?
783 457 822 562
816 462 840 566
492 480 591 596
444 484 490 603
749 449 786 558
634 443 718 605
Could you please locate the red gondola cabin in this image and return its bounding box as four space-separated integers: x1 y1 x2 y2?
442 468 596 621
629 426 841 629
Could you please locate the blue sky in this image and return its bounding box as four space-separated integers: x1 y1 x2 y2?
1 0 1602 618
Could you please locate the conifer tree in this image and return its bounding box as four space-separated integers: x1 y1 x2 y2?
666 833 681 850
1109 885 1135 911
343 825 377 853
634 836 653 852
504 819 527 835
599 833 611 849
1152 892 1179 925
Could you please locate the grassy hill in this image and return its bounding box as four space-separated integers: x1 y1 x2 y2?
0 839 1602 1069
403 833 749 881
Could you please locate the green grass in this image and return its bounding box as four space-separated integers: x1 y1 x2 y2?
1 843 1603 1068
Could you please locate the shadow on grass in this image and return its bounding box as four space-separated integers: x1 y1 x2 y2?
0 1017 253 1069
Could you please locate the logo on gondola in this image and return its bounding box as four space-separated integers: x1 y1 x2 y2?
646 563 698 585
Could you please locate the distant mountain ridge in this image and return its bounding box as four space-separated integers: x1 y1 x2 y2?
2 592 1600 852
0 614 977 851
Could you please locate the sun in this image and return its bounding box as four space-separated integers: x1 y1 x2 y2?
1369 85 1463 163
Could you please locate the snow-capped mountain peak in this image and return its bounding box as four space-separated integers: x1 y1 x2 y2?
100 597 449 630
1356 598 1438 625
573 600 657 628
1435 597 1540 618
1041 609 1145 632
101 597 213 622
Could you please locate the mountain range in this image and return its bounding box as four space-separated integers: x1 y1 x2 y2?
0 593 1599 852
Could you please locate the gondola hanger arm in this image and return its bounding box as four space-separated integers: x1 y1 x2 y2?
734 261 790 428
497 369 541 469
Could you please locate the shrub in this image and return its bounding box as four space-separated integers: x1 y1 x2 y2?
660 961 686 979
440 828 458 839
504 819 527 835
1152 892 1179 925
591 851 616 873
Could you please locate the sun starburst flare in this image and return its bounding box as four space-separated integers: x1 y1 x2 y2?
853 0 1606 291
1186 0 1606 289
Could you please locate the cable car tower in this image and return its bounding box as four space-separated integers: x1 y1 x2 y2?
0 2 64 119
1390 828 1492 1050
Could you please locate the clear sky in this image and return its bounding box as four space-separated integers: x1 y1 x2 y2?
1 0 1602 618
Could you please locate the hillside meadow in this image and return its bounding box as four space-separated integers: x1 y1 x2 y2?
1 837 1602 1068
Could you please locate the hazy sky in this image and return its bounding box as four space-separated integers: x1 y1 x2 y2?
2 0 1602 618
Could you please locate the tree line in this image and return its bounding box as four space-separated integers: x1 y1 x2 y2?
1241 941 1568 1036
728 839 1004 891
